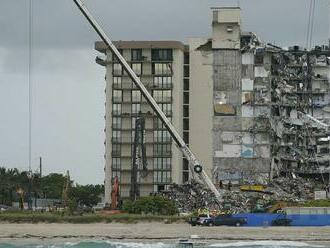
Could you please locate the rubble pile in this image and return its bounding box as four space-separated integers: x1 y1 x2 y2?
165 181 220 212
269 176 315 201
165 176 319 214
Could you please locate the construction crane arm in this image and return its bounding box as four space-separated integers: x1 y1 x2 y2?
73 0 222 203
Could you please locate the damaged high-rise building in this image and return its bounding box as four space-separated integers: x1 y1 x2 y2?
95 7 330 203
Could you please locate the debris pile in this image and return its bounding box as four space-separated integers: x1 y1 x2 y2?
164 181 220 212
164 176 320 213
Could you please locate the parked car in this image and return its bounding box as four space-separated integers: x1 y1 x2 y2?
204 215 247 226
190 214 212 226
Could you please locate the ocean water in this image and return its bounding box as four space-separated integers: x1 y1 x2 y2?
0 241 328 248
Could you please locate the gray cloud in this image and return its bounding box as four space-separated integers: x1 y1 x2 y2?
0 0 329 184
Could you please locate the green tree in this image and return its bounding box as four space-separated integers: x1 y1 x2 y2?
71 184 104 207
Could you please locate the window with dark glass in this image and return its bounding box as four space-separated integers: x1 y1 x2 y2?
184 65 190 77
184 79 189 91
183 105 189 117
112 144 121 156
183 131 189 144
183 92 189 104
131 49 142 61
184 52 189 64
183 118 189 131
152 49 173 61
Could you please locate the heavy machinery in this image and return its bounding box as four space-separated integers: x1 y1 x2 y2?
130 117 148 201
73 0 222 203
111 176 120 209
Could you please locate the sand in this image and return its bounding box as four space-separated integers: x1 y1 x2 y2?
1 223 330 245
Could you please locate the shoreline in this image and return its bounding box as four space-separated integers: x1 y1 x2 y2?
1 223 330 245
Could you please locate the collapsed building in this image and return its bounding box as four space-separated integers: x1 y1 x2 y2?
95 6 330 204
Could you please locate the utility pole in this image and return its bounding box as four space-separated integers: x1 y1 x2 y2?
329 0 330 48
39 157 42 177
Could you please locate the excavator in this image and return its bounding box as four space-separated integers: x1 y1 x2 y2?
72 0 222 204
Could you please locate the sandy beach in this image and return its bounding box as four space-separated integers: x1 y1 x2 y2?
1 223 330 245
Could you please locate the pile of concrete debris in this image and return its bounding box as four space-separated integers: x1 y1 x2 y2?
164 181 220 212
165 176 318 213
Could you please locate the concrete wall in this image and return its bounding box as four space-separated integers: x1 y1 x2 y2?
189 38 214 179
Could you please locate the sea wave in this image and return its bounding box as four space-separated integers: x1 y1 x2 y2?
209 240 324 248
0 241 175 248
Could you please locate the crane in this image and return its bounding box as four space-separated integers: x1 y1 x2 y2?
73 0 222 203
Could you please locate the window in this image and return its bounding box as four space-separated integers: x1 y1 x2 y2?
159 103 172 116
131 49 142 61
132 103 141 114
112 171 121 181
132 63 142 75
153 158 171 170
112 158 121 170
151 49 173 61
112 130 121 143
154 76 172 88
183 92 189 104
113 90 122 102
112 144 121 156
153 90 171 102
154 130 171 142
183 131 189 144
183 118 189 131
113 63 122 75
153 171 171 183
113 77 122 88
226 26 233 33
152 63 172 75
154 144 171 156
184 79 189 91
112 117 122 129
184 52 189 65
132 90 141 102
183 159 189 171
112 104 122 115
183 105 189 117
184 65 189 77
154 118 165 129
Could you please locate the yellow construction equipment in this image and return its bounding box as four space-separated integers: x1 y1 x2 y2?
240 185 266 192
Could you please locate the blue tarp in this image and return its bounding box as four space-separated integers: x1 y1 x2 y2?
233 213 330 226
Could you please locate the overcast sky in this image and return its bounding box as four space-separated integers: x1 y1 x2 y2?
0 0 329 185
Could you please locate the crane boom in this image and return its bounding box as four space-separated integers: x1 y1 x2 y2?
73 0 222 203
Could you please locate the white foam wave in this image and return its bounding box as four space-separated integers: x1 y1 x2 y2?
209 240 323 247
106 241 173 248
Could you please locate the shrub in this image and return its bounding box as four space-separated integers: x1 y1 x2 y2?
122 196 178 215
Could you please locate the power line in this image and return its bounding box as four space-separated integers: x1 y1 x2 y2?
306 0 313 49
306 0 316 50
28 0 33 171
309 0 316 49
